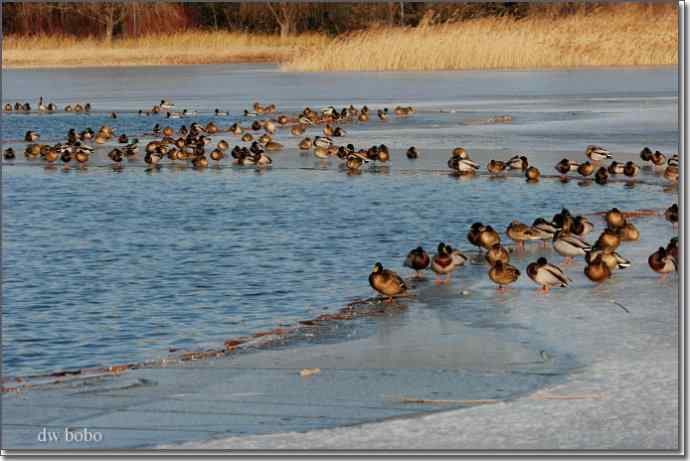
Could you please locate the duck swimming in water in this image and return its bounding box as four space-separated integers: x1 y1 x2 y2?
586 145 612 162
507 154 528 171
577 161 594 177
623 161 640 178
406 146 419 159
369 262 407 302
487 160 507 176
594 167 608 185
448 156 480 174
525 166 540 182
555 158 579 176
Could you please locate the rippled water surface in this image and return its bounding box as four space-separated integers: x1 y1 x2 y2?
2 65 678 379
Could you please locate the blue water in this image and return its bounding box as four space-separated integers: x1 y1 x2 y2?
1 65 678 378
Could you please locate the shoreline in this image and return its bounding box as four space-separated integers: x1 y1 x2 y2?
2 62 678 72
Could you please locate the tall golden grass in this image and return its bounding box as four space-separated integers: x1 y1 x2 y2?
283 3 678 71
2 31 331 68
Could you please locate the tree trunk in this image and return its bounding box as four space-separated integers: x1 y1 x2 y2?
104 6 114 43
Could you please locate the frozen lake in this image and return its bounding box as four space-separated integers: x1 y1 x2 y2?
1 65 679 448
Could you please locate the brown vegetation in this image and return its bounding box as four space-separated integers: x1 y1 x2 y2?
2 3 677 71
284 3 678 71
2 32 330 68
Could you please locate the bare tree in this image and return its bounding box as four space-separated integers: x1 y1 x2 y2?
266 2 298 39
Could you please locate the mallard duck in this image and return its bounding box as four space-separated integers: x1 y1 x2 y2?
623 161 640 178
552 208 574 232
313 136 333 149
298 138 313 150
584 255 611 283
358 112 370 122
488 261 520 291
555 158 579 175
594 167 608 185
241 133 254 142
144 151 162 166
25 143 42 159
668 154 679 168
313 146 331 159
666 237 678 260
596 228 621 252
651 150 667 167
607 161 625 175
553 231 591 264
108 148 124 163
648 247 677 279
586 145 612 162
617 222 640 241
377 109 389 121
264 120 277 134
214 109 229 116
525 166 540 182
527 257 570 292
210 149 225 162
664 165 679 183
485 243 510 266
192 155 209 168
3 103 12 112
42 147 59 163
605 208 625 229
448 157 480 174
217 139 229 151
487 160 507 175
507 220 542 250
254 152 273 168
376 145 390 163
585 247 630 271
578 161 594 177
467 222 484 249
640 146 653 162
345 153 366 171
265 141 283 152
404 247 430 278
369 262 407 302
571 216 594 237
406 147 419 159
665 204 678 227
25 131 40 142
452 147 469 159
74 150 90 165
479 225 501 250
531 218 557 246
507 154 528 171
3 148 15 160
431 243 466 285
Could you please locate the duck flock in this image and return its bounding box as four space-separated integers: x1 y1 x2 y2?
3 97 679 303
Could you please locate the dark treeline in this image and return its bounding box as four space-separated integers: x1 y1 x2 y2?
2 2 623 40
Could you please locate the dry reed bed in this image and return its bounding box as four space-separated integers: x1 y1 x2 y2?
283 4 678 71
2 31 331 68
